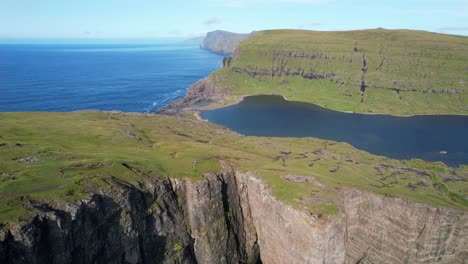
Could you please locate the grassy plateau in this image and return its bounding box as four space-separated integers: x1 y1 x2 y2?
208 29 468 115
0 112 466 225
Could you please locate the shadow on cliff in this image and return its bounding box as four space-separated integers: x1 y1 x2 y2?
0 185 196 264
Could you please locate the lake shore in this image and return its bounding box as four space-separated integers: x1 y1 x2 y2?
201 94 468 167
192 92 468 118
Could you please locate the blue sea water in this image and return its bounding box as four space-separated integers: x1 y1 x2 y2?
0 43 222 112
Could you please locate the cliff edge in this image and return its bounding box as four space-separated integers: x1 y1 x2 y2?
1 168 466 263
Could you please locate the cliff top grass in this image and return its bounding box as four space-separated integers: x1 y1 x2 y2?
209 29 468 115
1 112 467 225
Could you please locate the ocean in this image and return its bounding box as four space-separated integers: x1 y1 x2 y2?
0 43 222 112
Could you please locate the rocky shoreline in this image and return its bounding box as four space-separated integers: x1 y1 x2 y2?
157 78 225 115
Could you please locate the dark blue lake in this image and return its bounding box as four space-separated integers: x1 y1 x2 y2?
202 95 468 166
0 43 221 112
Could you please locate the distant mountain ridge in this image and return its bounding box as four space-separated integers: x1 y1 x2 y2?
200 30 251 55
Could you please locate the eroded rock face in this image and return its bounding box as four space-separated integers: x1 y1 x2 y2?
0 169 466 264
178 172 259 264
0 178 197 264
235 173 467 264
0 170 258 264
342 189 468 264
236 172 347 264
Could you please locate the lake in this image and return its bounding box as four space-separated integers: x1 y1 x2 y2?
202 95 468 166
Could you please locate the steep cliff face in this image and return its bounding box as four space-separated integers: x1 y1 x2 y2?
1 169 466 263
341 189 467 264
174 169 259 264
235 172 467 264
0 169 259 264
236 172 347 264
0 177 196 264
200 30 250 55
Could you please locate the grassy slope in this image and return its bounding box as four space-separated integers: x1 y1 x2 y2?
1 112 466 224
209 29 468 115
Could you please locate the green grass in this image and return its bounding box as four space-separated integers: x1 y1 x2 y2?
208 29 468 115
0 112 466 225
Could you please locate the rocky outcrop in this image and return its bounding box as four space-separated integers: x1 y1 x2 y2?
200 30 250 55
1 167 466 263
222 57 233 68
157 77 225 114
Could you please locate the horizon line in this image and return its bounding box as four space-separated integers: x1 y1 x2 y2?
1 27 467 43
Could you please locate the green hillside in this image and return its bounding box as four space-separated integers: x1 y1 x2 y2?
210 29 468 115
1 112 466 225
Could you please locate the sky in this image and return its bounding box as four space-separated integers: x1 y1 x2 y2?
0 0 467 40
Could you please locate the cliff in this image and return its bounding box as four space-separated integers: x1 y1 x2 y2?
200 30 250 55
237 172 467 264
0 165 260 264
1 169 466 263
0 112 467 263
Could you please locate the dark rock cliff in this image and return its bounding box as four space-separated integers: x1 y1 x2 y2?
0 178 195 264
0 166 260 264
1 167 466 263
